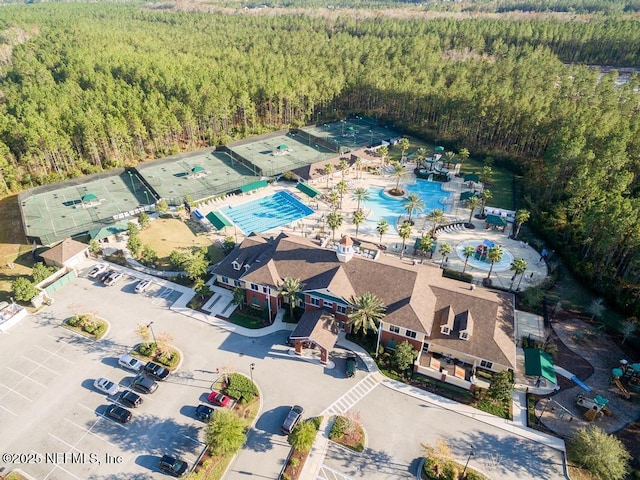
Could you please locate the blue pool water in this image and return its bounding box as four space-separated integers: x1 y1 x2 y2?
365 180 452 227
221 190 314 235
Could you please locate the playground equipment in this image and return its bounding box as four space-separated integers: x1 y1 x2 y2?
575 394 612 421
611 368 632 400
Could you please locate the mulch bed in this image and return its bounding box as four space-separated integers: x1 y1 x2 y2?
548 314 594 389
282 448 310 480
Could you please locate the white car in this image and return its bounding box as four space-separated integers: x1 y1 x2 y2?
104 271 123 286
135 280 152 293
88 263 108 279
118 354 144 372
94 377 119 396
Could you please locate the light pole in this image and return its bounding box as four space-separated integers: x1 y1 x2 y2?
462 445 475 477
128 171 136 192
369 129 373 147
143 190 150 205
250 363 255 385
147 322 157 346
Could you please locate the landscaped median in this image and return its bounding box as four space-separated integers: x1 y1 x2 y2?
63 313 108 339
186 373 260 480
280 416 323 480
420 440 488 480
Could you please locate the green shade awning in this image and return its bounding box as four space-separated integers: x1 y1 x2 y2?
296 183 322 198
485 214 508 227
524 348 557 384
464 173 480 183
206 212 232 230
277 144 289 151
460 191 477 201
192 166 205 173
88 225 127 241
434 146 445 152
239 180 268 193
82 193 98 203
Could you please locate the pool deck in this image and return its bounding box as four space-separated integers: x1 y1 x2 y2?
199 156 547 290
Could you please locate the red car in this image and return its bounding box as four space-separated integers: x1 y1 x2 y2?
207 390 231 407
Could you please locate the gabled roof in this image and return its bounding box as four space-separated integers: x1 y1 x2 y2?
290 309 340 352
40 238 88 264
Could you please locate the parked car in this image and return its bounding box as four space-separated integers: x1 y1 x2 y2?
135 279 152 293
94 377 119 396
105 404 132 424
118 354 144 372
207 390 231 408
100 270 116 282
131 375 158 394
144 361 170 381
158 455 188 477
88 263 108 279
195 404 214 422
345 354 357 378
104 271 123 286
281 405 304 435
118 389 143 408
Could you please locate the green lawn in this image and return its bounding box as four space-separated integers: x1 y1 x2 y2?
228 308 267 329
460 156 514 210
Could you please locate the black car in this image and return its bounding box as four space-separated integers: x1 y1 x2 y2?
131 375 158 394
118 389 143 408
105 404 132 424
195 404 214 422
100 270 116 282
281 405 304 435
144 361 170 381
345 354 357 378
158 455 188 477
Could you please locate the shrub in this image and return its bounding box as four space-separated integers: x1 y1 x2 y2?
68 315 83 327
466 471 488 480
156 351 179 367
309 416 322 430
288 420 317 453
329 416 347 440
93 323 107 337
440 462 457 480
289 458 299 468
442 268 473 283
137 342 157 357
568 426 631 480
205 409 247 456
225 373 258 403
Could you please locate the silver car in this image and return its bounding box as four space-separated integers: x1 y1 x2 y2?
118 354 144 372
94 377 119 396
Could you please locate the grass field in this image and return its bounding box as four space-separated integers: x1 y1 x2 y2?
0 195 34 302
138 217 225 268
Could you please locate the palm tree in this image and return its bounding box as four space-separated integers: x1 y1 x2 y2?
438 242 452 268
328 190 340 211
512 209 531 238
398 221 412 259
355 156 363 179
418 235 434 258
324 163 334 189
404 193 425 225
458 147 470 167
336 180 348 210
279 277 304 320
352 187 370 212
326 211 343 241
466 196 481 224
339 159 349 178
428 208 446 236
486 245 504 279
509 258 528 291
462 245 475 273
443 151 457 168
376 220 389 245
399 137 410 161
352 210 366 237
348 292 386 336
390 162 407 194
378 145 388 168
416 147 427 164
479 189 492 217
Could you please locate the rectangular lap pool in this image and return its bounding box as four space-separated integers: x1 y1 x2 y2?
221 190 314 235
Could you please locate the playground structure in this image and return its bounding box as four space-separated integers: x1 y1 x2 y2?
611 361 640 395
474 239 494 263
575 394 613 421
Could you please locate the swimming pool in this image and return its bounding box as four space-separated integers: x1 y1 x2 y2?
455 239 515 272
221 190 313 235
364 180 452 228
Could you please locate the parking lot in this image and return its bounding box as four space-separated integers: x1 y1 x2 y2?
0 264 366 479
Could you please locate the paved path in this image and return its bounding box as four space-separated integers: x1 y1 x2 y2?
321 374 380 416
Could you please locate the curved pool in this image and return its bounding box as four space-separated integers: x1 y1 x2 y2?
455 239 514 272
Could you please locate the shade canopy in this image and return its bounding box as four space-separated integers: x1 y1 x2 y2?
434 146 445 152
485 214 508 227
239 179 268 193
206 211 232 230
460 191 477 201
524 348 557 384
277 144 289 151
192 166 205 173
296 182 322 198
464 173 480 183
82 193 98 203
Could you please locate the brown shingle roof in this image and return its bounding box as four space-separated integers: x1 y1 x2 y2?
290 309 340 352
40 238 88 264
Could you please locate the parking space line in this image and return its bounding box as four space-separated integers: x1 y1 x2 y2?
21 355 62 375
41 338 82 355
43 462 83 480
48 433 82 451
6 366 48 388
0 381 34 401
0 403 18 416
63 418 118 446
179 432 206 445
